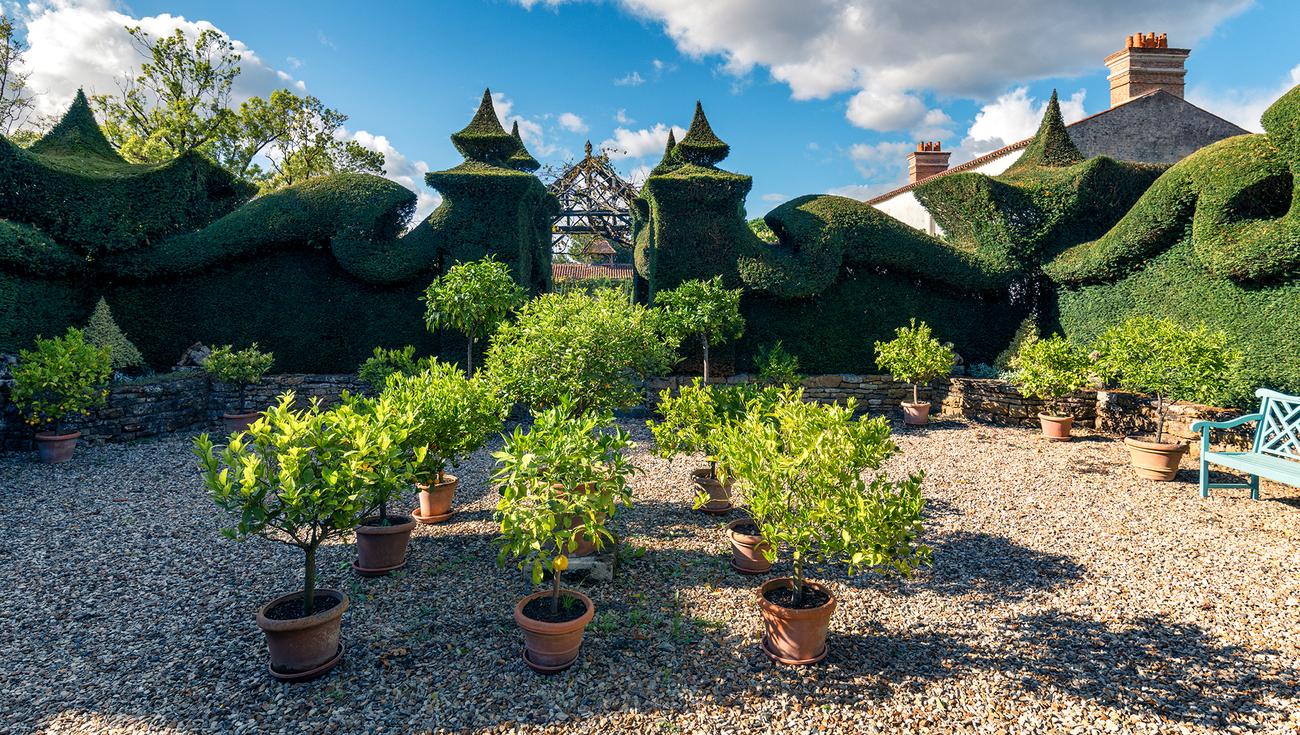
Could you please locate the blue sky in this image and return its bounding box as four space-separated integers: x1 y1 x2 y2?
11 0 1300 218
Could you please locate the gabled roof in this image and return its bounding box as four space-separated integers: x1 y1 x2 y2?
867 89 1247 205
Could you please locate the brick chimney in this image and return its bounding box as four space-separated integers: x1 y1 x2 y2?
907 141 950 183
1103 32 1190 107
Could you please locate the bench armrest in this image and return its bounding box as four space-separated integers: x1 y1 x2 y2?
1190 413 1262 433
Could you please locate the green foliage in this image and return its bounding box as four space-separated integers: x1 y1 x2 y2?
329 392 421 522
9 327 112 433
194 393 417 613
204 343 274 387
674 102 730 167
754 340 801 386
493 401 634 608
378 360 507 484
484 288 678 414
747 217 778 244
655 275 744 380
83 297 144 372
0 14 34 137
357 345 429 391
451 89 521 165
648 379 782 490
714 390 931 601
423 256 527 373
1006 90 1083 173
1008 334 1092 412
873 319 956 399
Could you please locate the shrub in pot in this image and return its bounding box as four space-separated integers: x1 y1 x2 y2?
10 328 112 464
493 401 634 672
1093 316 1244 481
483 288 678 415
423 257 527 376
380 360 507 524
204 344 274 434
715 390 931 665
194 393 385 680
357 345 430 392
874 319 956 425
332 394 421 577
655 276 744 383
1009 335 1093 441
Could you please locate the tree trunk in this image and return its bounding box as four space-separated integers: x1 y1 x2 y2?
551 568 562 616
912 382 919 404
466 335 475 376
303 545 317 616
791 554 805 607
702 336 710 384
1155 393 1166 444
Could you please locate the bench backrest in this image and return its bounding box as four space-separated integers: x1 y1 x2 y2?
1253 388 1300 462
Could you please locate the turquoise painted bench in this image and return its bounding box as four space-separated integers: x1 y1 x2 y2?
1191 388 1300 499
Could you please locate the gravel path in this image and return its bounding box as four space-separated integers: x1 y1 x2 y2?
1 418 1297 735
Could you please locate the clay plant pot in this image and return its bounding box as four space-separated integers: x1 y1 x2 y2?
221 412 259 435
255 589 349 682
691 467 732 513
727 518 773 575
34 431 80 464
513 588 595 673
901 401 932 426
757 578 837 665
353 515 416 576
1038 413 1074 441
1123 436 1189 482
413 474 458 524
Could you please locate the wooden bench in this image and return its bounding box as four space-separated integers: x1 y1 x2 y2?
1191 388 1300 499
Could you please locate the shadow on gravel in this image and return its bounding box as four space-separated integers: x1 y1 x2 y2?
888 531 1085 605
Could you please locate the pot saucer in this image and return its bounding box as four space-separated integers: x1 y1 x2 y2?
269 643 344 682
729 558 770 576
522 647 578 674
760 636 827 666
351 558 406 577
696 503 733 515
411 508 455 525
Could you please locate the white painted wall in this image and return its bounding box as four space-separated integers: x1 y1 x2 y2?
871 149 1024 236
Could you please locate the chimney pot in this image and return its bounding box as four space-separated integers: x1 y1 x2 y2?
1105 32 1189 107
906 142 951 184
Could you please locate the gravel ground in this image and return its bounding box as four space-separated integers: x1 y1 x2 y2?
1 418 1297 735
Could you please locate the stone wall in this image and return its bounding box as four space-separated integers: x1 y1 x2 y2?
1 372 365 450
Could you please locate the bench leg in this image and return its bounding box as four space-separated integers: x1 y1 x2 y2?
1249 474 1260 501
1199 456 1210 499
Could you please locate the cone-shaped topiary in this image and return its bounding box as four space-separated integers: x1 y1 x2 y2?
506 121 540 172
83 297 145 371
28 89 124 162
1008 90 1083 172
650 129 682 175
675 102 730 167
450 88 519 164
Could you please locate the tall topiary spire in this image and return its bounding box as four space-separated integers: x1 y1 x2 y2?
506 120 540 172
29 89 125 162
650 129 682 175
1009 90 1083 172
450 88 519 165
675 102 730 167
84 297 145 371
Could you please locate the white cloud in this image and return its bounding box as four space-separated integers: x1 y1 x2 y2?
847 140 911 179
615 71 646 86
615 108 634 124
627 163 652 186
825 182 898 200
349 129 442 223
286 56 302 69
1188 63 1300 133
557 111 588 133
490 91 559 156
599 122 687 160
912 109 955 141
960 87 1087 159
760 192 787 202
528 0 1248 129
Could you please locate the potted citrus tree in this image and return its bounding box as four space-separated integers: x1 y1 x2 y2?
493 400 634 673
648 379 732 513
204 344 275 434
332 394 422 577
10 328 112 464
423 257 527 375
1093 316 1244 481
715 390 931 665
1009 334 1093 441
874 319 956 425
194 393 392 680
655 276 744 383
380 360 507 524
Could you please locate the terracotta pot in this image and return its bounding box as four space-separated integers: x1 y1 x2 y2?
1123 436 1188 481
221 412 259 434
691 467 732 513
1038 413 1074 441
34 431 80 464
727 519 772 574
514 588 595 673
901 401 931 426
757 578 837 665
256 589 348 680
556 483 603 557
414 474 458 524
353 515 416 576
